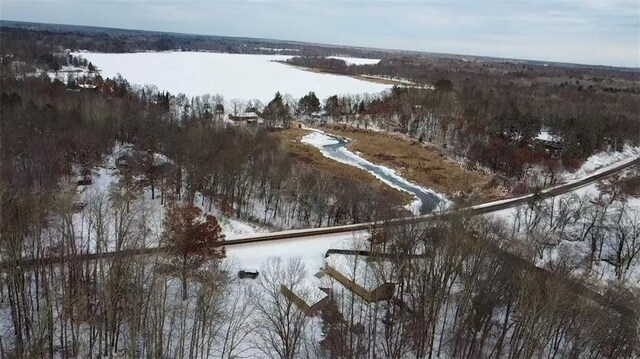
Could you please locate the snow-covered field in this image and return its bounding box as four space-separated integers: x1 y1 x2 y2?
327 56 380 65
72 51 391 101
227 232 366 274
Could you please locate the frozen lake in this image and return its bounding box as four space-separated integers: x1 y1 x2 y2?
74 51 390 101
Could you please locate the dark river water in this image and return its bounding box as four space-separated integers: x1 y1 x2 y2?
318 134 444 214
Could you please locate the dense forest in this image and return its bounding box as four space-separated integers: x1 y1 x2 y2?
289 56 640 182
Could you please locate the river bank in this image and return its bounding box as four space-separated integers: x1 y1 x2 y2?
276 61 413 87
318 124 495 200
300 130 447 214
273 127 414 208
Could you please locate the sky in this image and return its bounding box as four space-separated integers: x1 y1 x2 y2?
1 0 638 67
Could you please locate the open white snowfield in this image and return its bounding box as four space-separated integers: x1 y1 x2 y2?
72 51 391 101
327 56 381 65
226 232 372 302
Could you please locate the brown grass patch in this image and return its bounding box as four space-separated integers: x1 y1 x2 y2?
320 124 494 199
272 127 412 203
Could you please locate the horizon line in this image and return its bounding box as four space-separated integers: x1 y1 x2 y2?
1 18 638 70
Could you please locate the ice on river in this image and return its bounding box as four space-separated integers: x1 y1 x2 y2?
301 131 447 215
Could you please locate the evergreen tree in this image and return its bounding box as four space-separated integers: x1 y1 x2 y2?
324 95 342 118
358 100 366 113
298 91 321 114
320 300 348 357
262 92 291 128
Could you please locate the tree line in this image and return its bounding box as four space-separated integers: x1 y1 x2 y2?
0 22 389 58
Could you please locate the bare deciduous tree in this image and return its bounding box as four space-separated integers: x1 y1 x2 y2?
254 257 309 359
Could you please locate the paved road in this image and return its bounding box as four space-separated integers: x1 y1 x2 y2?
2 155 638 270
221 155 640 245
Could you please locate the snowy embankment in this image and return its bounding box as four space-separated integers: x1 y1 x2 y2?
563 144 640 181
487 149 640 287
301 130 448 215
226 231 365 272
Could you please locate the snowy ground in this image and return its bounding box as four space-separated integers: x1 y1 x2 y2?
488 169 640 288
301 129 448 215
327 56 381 65
72 51 391 102
535 127 561 143
67 144 268 255
562 144 640 181
226 231 367 273
46 65 90 81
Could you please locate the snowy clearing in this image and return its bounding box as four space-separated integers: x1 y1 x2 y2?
72 51 391 101
563 144 640 181
327 56 381 65
535 127 562 142
68 143 268 255
226 231 367 277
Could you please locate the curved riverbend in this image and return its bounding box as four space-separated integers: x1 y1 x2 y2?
301 130 447 214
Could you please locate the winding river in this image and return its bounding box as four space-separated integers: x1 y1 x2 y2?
301 131 446 215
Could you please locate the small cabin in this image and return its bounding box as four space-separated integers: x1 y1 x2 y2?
229 112 260 124
77 169 92 186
